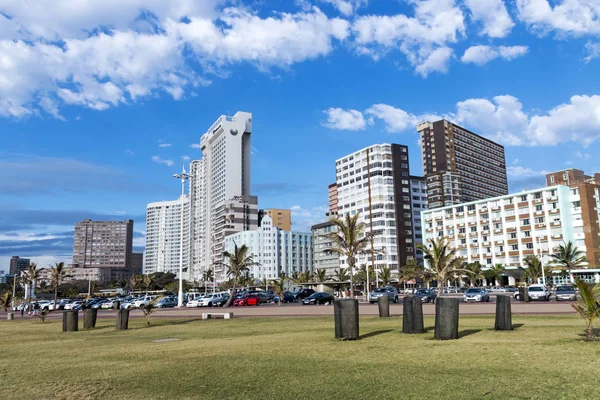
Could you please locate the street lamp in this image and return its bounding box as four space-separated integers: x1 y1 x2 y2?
538 237 547 286
173 166 191 308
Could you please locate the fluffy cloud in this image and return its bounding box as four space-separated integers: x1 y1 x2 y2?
464 0 515 38
506 166 548 177
0 3 349 118
324 94 600 147
321 0 369 16
152 156 175 167
516 0 600 36
352 0 464 75
461 45 529 65
585 41 600 62
322 108 368 130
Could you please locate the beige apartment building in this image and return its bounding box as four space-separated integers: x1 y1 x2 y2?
258 208 291 231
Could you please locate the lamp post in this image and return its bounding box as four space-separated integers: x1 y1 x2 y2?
173 167 191 308
538 237 547 286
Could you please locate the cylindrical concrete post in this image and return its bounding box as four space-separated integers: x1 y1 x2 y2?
83 308 98 329
434 297 459 340
7 312 14 320
116 309 129 331
495 295 513 331
334 299 359 340
378 296 390 318
113 300 121 310
403 296 425 334
62 311 79 332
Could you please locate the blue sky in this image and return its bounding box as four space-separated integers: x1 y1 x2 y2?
1 0 600 269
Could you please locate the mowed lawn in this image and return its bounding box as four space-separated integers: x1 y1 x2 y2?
0 314 598 400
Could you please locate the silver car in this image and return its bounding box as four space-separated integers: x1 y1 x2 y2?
463 288 490 302
368 287 399 304
555 285 576 301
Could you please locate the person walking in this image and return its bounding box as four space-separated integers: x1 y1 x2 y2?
20 303 24 317
33 301 40 316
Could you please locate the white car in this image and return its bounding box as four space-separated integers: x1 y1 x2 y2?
489 286 507 293
198 293 228 307
64 301 82 310
186 299 202 308
134 296 156 308
515 284 551 301
120 300 137 310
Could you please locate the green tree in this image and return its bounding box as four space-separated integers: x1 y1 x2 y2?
129 274 142 294
219 243 260 307
270 272 288 306
464 262 483 287
571 278 600 341
417 238 465 297
0 292 13 312
398 261 424 289
356 264 375 291
334 267 350 294
314 268 327 283
520 255 545 284
50 262 69 309
142 274 152 294
324 213 383 298
483 264 505 286
202 269 214 288
141 297 162 326
300 271 313 284
550 241 587 282
378 265 393 286
22 263 40 312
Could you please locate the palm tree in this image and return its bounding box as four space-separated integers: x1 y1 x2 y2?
141 297 162 326
398 261 424 289
324 213 383 298
202 268 214 289
314 268 327 282
0 292 13 312
300 271 313 284
290 271 301 285
143 274 152 294
420 270 435 289
219 243 260 307
417 238 465 297
483 264 505 287
334 267 350 296
129 274 142 294
550 241 587 283
270 272 288 306
464 262 483 287
571 278 600 341
520 255 544 284
379 265 393 286
22 263 40 312
50 262 69 309
356 264 375 292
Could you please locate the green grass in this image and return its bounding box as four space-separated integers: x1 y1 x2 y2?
0 315 598 400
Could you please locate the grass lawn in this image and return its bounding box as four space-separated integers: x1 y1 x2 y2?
0 314 598 400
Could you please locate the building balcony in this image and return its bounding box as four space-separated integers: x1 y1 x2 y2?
496 240 504 245
456 212 464 216
533 198 543 204
495 252 505 256
492 217 502 222
458 233 466 238
483 241 490 246
470 243 479 248
458 244 467 248
536 223 546 229
518 202 529 208
504 204 515 209
467 210 476 215
458 223 465 227
491 206 501 211
549 208 560 214
534 211 544 216
494 229 503 234
506 227 517 232
552 234 563 240
551 221 561 227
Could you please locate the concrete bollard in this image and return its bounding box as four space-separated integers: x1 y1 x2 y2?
116 309 129 331
113 300 121 310
62 311 79 332
403 296 425 334
334 299 359 340
83 308 98 329
434 297 459 340
7 312 14 320
495 295 513 331
378 296 390 318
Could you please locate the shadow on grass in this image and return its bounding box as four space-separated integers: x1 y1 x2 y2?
458 329 481 338
513 323 524 330
424 326 434 332
360 330 393 339
127 319 200 331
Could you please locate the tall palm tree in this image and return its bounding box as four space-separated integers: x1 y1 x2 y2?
334 267 350 295
464 262 483 287
483 264 505 287
219 243 260 307
22 263 40 312
0 292 13 312
202 268 214 288
270 272 288 306
300 271 313 284
129 274 142 294
143 274 152 294
324 213 383 298
520 255 544 284
50 262 69 308
314 268 327 282
571 278 600 341
550 241 587 283
356 264 375 290
398 260 424 289
379 265 393 286
417 238 465 297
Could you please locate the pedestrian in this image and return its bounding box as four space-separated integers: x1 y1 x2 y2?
20 304 24 317
33 301 40 316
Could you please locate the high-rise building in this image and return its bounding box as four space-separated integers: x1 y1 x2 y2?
258 208 292 231
410 176 427 261
328 183 338 214
417 120 508 209
72 219 142 283
189 112 256 283
311 220 339 278
9 256 30 275
144 196 191 277
224 215 312 281
421 185 600 285
335 143 414 273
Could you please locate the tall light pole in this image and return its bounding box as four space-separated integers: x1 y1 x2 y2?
174 166 191 307
538 237 546 286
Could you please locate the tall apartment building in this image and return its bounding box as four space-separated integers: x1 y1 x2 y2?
311 220 339 278
328 183 338 214
144 196 191 277
258 208 292 231
546 169 600 266
189 112 256 283
72 219 142 283
224 215 312 281
417 120 508 209
335 143 414 273
421 185 600 285
9 256 30 275
410 176 427 261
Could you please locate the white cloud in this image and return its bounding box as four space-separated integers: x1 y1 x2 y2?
290 204 329 232
415 46 454 76
352 0 464 75
365 104 419 132
322 108 368 130
464 0 515 38
585 41 600 62
574 150 591 159
461 45 529 65
321 0 369 16
159 142 172 148
152 156 174 167
125 149 135 156
507 166 548 177
190 143 201 149
516 0 600 36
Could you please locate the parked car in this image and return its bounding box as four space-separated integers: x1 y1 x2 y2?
413 288 437 303
257 291 275 303
186 299 202 308
134 296 156 308
368 286 399 303
154 296 178 308
101 300 117 309
64 301 82 310
120 299 138 310
555 285 576 301
489 286 507 293
463 288 490 302
274 291 296 303
302 292 335 305
515 284 551 301
444 286 459 294
199 293 229 307
295 288 315 300
234 295 261 306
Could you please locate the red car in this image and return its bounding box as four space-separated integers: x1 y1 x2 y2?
233 295 261 307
